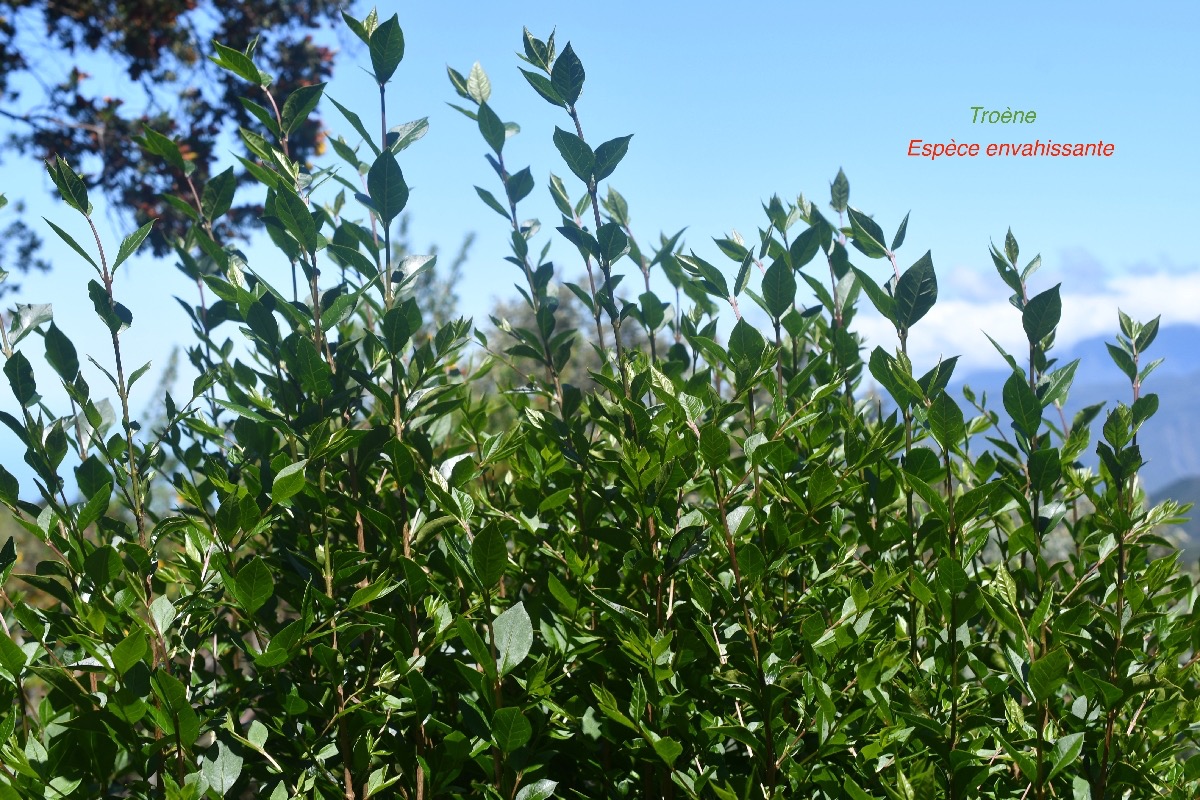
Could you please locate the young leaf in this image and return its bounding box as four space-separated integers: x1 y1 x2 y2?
46 156 90 215
466 61 491 103
113 220 156 271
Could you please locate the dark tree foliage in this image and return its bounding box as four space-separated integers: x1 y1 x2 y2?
0 0 349 258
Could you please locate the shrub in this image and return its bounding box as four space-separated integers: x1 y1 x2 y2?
1 11 1197 800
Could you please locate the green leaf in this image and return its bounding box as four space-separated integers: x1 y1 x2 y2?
43 218 98 270
272 459 308 504
552 127 595 184
652 736 683 768
699 424 729 467
733 250 753 297
852 267 895 324
47 156 90 214
515 780 558 800
0 535 13 573
1051 734 1089 782
150 595 177 635
342 10 372 45
762 258 796 319
368 150 409 225
471 526 507 587
1004 227 1019 266
891 211 910 251
1022 284 1062 345
928 391 965 452
790 226 820 269
293 337 332 396
369 16 404 84
506 167 535 205
1003 372 1042 439
328 96 381 156
0 631 27 676
320 293 358 331
550 42 585 106
211 41 268 86
137 126 191 174
597 222 628 264
201 740 244 796
0 470 18 508
593 135 632 182
201 168 237 223
520 69 565 107
281 83 326 135
1134 315 1160 352
894 250 937 328
475 186 511 220
274 190 318 253
388 118 429 153
1028 648 1069 701
728 318 765 368
236 556 275 614
348 578 397 610
86 281 132 334
491 707 532 752
847 207 887 259
240 96 282 139
477 101 506 155
494 601 533 677
830 168 849 212
111 630 147 675
113 220 156 271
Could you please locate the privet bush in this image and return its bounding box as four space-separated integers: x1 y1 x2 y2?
1 11 1198 800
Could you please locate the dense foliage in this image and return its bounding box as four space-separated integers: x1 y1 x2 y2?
0 0 350 282
1 10 1198 800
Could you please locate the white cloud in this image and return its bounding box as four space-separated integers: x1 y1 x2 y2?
855 267 1200 377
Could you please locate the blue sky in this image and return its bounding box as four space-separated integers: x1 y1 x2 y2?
2 0 1199 492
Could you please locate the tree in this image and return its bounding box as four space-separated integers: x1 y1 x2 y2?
0 0 350 267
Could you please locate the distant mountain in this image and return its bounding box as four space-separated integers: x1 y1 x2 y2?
1151 475 1200 568
955 323 1200 494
